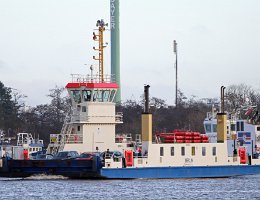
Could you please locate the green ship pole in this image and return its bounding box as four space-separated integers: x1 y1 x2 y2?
110 0 121 104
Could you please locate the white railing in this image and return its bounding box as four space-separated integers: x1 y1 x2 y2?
71 74 115 83
71 113 123 123
71 115 90 122
115 112 123 122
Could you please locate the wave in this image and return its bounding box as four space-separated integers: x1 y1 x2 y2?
24 174 68 180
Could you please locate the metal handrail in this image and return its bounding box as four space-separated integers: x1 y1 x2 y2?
70 74 115 83
71 114 123 123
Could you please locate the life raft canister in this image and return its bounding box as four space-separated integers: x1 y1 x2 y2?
124 150 133 167
239 148 246 164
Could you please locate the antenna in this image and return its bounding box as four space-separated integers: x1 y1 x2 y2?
93 19 108 82
90 65 93 82
173 40 178 107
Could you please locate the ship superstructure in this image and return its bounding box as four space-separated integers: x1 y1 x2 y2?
47 20 127 155
203 103 260 157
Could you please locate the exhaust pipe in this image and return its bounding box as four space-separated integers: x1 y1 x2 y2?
144 85 150 113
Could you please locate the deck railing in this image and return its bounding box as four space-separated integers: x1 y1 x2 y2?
70 74 115 83
71 113 123 123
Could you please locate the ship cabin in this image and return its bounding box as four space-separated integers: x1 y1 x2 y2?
66 74 120 123
47 74 125 154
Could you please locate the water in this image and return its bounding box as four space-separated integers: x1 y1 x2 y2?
1 175 260 200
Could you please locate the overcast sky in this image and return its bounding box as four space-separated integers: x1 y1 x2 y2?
1 0 260 106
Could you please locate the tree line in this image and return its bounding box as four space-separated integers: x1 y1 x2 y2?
1 81 260 146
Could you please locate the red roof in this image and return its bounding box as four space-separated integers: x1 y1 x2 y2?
65 82 119 89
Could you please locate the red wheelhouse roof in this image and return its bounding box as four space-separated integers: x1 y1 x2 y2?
66 82 119 89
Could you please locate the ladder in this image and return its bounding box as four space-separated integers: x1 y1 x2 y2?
49 114 72 155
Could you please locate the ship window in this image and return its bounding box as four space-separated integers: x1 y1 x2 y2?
202 147 206 156
93 90 98 101
109 90 116 102
82 90 92 102
77 126 80 132
181 147 185 156
72 90 81 103
213 124 217 132
93 90 103 102
97 90 103 102
227 126 229 135
236 122 240 131
212 147 216 156
170 147 174 156
93 90 110 102
257 127 260 131
191 147 195 156
102 90 110 102
241 122 244 131
236 122 244 131
205 124 212 133
231 124 236 131
160 147 164 156
82 106 86 112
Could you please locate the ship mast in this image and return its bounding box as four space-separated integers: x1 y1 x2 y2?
93 19 108 82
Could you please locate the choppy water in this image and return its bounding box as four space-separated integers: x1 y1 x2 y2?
0 174 260 200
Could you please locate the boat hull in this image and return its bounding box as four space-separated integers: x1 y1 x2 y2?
0 157 102 178
100 165 260 179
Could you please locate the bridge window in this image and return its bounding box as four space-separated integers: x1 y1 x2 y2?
109 90 116 102
102 90 110 102
82 90 92 102
93 90 98 101
92 90 111 102
72 90 81 103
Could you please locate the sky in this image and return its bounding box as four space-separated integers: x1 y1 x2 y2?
0 0 260 106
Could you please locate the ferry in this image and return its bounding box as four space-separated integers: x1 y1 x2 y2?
2 20 260 179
